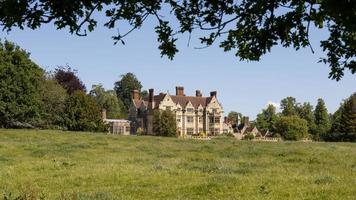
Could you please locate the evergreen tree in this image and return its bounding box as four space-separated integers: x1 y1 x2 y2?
114 73 143 111
314 98 331 139
339 93 356 138
152 110 177 137
256 104 278 133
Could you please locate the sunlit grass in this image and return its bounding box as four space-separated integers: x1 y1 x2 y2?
0 129 355 199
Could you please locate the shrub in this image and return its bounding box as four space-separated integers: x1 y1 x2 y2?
63 91 107 132
243 133 255 140
275 116 309 140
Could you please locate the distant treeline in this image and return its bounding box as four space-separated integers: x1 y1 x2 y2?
0 40 144 132
227 95 355 142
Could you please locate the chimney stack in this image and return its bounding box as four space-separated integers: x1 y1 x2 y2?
132 90 140 100
196 90 202 97
210 91 217 97
243 117 250 126
149 89 154 102
102 109 107 120
176 86 185 96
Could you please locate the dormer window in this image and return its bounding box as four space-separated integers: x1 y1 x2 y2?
187 108 194 112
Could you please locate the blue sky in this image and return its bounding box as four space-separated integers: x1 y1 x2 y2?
1 16 355 119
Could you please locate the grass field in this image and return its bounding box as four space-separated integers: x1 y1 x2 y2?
0 129 355 200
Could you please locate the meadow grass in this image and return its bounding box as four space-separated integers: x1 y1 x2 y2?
0 129 355 199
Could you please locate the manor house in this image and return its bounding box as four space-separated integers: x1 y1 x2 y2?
129 86 228 136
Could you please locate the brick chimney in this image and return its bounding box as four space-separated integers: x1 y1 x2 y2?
196 90 202 97
102 109 107 120
210 91 217 97
132 90 140 100
148 89 154 109
176 86 184 96
243 117 250 126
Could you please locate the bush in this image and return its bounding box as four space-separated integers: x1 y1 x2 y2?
243 132 255 140
63 91 107 132
275 116 309 140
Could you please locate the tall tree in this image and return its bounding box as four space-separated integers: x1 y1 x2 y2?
256 104 278 133
297 102 316 137
227 111 242 126
89 84 125 119
40 74 68 128
54 66 86 95
339 93 356 139
114 73 142 111
280 97 298 117
0 40 44 127
152 110 177 137
314 98 331 139
1 1 354 80
63 91 106 132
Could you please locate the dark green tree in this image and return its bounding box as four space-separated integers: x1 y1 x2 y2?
152 110 177 137
227 111 242 127
280 97 298 117
0 0 354 80
256 104 278 133
275 116 309 141
64 91 106 132
40 74 68 128
0 40 44 128
89 84 126 119
297 102 316 137
314 98 331 139
114 73 142 111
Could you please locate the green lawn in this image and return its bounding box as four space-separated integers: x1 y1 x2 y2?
0 129 355 200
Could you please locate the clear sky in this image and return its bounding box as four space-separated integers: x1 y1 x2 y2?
1 16 355 119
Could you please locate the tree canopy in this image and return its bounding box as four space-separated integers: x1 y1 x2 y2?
54 66 86 95
0 40 44 127
114 72 143 111
0 0 354 80
256 104 278 133
89 84 126 119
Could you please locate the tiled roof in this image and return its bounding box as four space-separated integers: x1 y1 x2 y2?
170 95 212 109
135 93 214 110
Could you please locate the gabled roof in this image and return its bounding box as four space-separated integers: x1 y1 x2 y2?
170 95 212 109
136 93 217 110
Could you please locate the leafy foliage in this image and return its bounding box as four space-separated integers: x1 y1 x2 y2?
54 66 86 95
152 110 177 137
256 104 278 133
0 0 354 80
114 73 142 111
296 102 316 137
327 93 356 141
280 97 298 117
40 74 68 129
275 116 309 140
89 84 126 119
0 40 44 127
63 91 106 132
